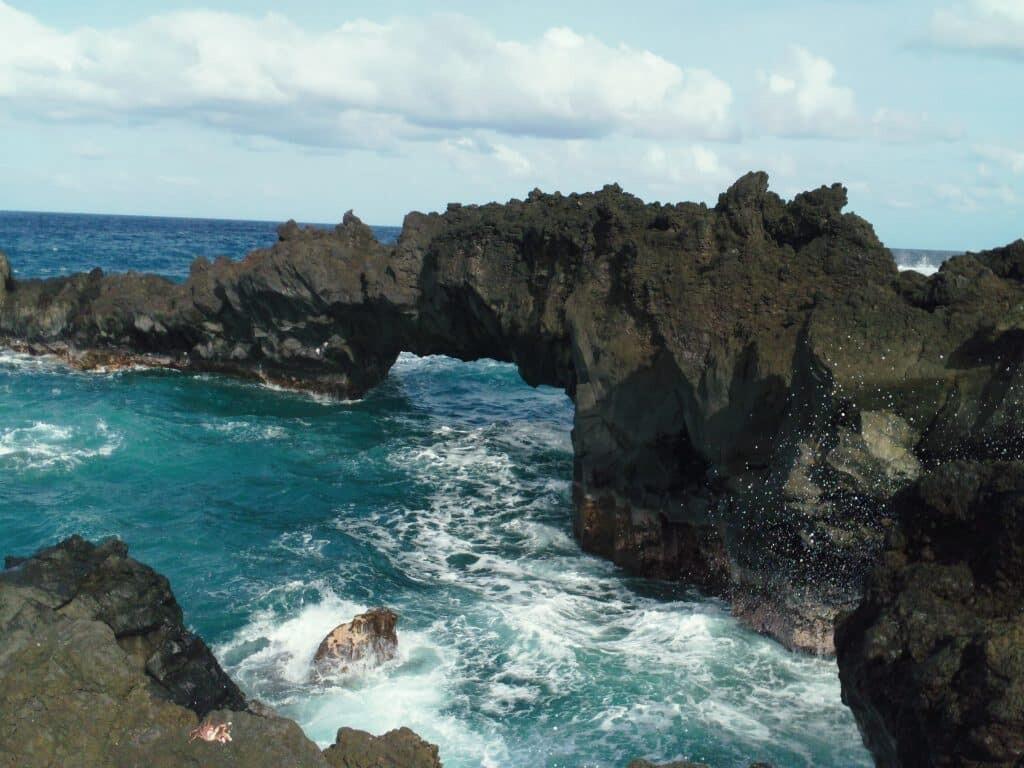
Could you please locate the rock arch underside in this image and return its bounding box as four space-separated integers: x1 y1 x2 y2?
1 171 1022 671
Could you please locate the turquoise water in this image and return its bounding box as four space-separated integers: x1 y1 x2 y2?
0 212 874 768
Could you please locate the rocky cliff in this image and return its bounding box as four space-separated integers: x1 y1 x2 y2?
0 536 441 768
1 175 1022 653
836 462 1024 767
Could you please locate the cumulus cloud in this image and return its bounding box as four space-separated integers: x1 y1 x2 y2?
930 0 1024 57
976 143 1024 174
755 46 960 141
757 47 857 136
936 180 1020 211
643 144 733 185
0 2 733 149
440 136 534 177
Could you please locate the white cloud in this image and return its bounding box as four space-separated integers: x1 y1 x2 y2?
0 3 733 149
440 136 534 178
756 47 856 137
644 144 732 185
975 144 1024 174
755 46 959 142
936 180 1020 211
931 0 1024 56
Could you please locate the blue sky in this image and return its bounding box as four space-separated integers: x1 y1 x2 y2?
0 1 1021 249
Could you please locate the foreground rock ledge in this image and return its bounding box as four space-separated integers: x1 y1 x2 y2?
836 462 1024 767
2 177 1022 653
0 536 441 768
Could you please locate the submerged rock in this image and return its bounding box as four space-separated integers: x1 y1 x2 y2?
314 608 399 670
0 537 440 768
2 180 1022 652
836 462 1024 767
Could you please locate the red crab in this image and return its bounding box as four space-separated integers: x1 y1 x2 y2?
189 720 233 744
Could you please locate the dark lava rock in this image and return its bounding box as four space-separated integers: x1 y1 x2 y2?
0 537 441 768
3 176 1023 652
1 534 245 716
323 726 442 768
836 461 1024 767
0 250 11 294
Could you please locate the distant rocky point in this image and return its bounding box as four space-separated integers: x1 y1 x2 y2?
0 536 441 768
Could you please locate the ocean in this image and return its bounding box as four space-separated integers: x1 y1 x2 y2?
1 211 945 767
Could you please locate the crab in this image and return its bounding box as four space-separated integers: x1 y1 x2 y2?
189 720 233 744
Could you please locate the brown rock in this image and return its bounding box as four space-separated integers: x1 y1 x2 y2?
323 726 442 768
314 608 399 669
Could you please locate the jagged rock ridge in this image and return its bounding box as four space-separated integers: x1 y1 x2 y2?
1 174 1022 653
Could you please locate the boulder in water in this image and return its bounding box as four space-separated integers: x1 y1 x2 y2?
313 608 398 670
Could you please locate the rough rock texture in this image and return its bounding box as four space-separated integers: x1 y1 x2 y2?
836 462 1024 767
323 727 441 768
314 608 399 670
1 535 245 716
3 176 1023 652
0 537 441 768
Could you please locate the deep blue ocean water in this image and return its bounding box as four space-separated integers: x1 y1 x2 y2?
0 211 942 767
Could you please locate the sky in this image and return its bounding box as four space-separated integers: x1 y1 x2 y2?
0 1 1021 249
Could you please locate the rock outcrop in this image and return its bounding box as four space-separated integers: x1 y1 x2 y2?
0 537 441 768
323 727 441 768
314 608 399 671
2 176 1022 652
836 461 1024 767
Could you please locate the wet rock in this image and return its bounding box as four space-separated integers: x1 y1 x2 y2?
0 250 11 296
836 461 1024 767
323 726 442 768
0 537 439 768
314 608 398 670
2 176 1022 652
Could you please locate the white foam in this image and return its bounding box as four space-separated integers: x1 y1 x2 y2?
257 380 360 406
898 259 940 276
0 349 64 373
0 420 122 470
216 584 505 766
200 419 289 442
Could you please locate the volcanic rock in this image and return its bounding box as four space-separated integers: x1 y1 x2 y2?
836 461 1024 767
314 608 399 670
0 537 440 768
2 177 1022 652
323 726 442 768
0 250 10 296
